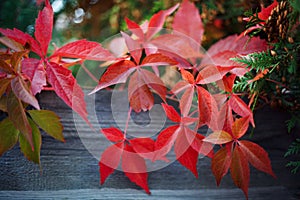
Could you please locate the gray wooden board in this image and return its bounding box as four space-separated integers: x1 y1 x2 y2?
0 91 300 199
0 187 298 200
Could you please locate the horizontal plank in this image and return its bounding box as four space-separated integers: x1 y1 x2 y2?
0 187 298 200
0 91 300 199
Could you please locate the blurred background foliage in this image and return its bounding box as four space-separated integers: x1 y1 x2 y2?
0 0 277 49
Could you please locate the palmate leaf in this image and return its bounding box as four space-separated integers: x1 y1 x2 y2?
0 118 19 156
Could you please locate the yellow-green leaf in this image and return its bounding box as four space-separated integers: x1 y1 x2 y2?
0 118 19 156
28 110 64 142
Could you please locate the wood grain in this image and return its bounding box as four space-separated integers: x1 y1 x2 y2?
0 91 299 199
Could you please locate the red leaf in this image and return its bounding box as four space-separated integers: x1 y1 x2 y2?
217 102 233 133
99 142 124 184
203 130 233 144
217 74 236 93
172 0 204 49
155 125 179 161
181 69 194 84
0 28 42 56
101 127 125 143
125 17 144 40
129 138 161 161
240 140 276 178
128 71 154 112
22 58 46 95
230 145 250 199
197 86 218 129
46 62 89 123
138 69 166 101
11 76 40 109
141 53 178 66
121 32 142 64
151 34 202 60
146 3 179 39
175 131 199 177
196 65 233 84
36 0 45 6
232 117 250 139
229 95 254 127
258 0 278 21
204 51 239 68
51 39 115 61
34 0 53 56
180 86 194 117
212 146 232 186
171 81 190 95
161 103 181 123
185 129 213 158
201 35 268 71
90 60 136 94
122 144 150 194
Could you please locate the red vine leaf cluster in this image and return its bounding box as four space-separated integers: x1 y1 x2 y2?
0 0 277 199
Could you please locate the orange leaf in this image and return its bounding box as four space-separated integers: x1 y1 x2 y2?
232 117 250 139
230 145 250 199
239 140 276 178
180 69 195 84
212 146 232 186
203 130 233 144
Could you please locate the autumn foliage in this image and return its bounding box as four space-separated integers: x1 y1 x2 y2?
0 0 277 199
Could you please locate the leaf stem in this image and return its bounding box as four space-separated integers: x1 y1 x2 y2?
81 63 99 83
124 107 132 136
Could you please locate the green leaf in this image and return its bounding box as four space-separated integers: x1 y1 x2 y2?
7 91 33 150
0 118 19 156
28 110 64 142
19 118 41 164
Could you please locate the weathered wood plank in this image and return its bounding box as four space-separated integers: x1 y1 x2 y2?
0 91 299 199
0 187 298 200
